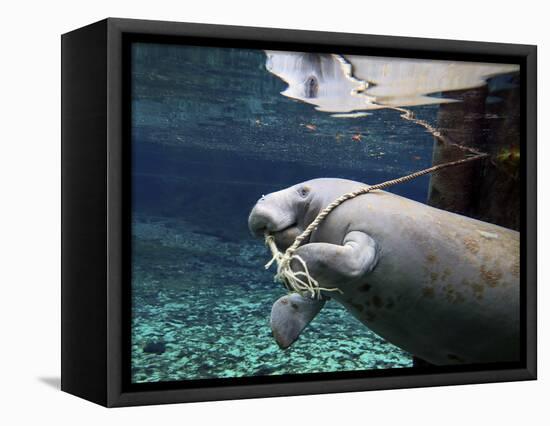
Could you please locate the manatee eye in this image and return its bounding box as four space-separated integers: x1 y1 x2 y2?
298 185 310 198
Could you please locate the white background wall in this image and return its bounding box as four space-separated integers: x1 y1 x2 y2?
0 0 546 424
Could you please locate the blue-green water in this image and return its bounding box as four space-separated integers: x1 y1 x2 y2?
130 44 517 383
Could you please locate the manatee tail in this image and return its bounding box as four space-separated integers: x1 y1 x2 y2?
270 293 325 349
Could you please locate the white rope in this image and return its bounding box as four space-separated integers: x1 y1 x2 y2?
264 235 343 299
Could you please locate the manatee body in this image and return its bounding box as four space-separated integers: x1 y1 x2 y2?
248 178 520 365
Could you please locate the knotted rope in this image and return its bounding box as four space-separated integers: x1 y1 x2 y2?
263 107 488 299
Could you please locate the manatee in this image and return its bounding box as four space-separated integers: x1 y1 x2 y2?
248 178 520 365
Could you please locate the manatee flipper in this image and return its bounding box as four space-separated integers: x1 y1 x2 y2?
270 293 326 349
290 231 379 284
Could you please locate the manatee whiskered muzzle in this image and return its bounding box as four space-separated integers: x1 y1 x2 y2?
248 206 296 238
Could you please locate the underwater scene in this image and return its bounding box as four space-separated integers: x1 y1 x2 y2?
130 43 521 383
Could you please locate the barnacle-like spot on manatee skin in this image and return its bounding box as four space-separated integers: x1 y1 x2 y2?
426 253 437 264
480 265 502 288
447 290 465 304
422 287 435 298
467 280 485 300
350 301 365 312
447 353 465 363
463 236 480 255
372 295 383 308
444 284 456 302
359 283 372 292
364 312 376 322
280 297 289 305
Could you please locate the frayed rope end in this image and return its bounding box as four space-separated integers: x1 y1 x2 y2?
264 234 343 299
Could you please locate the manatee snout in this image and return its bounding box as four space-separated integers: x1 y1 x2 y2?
248 198 302 251
248 203 274 237
248 195 295 236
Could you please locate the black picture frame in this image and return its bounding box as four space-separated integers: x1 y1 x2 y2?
61 17 537 407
